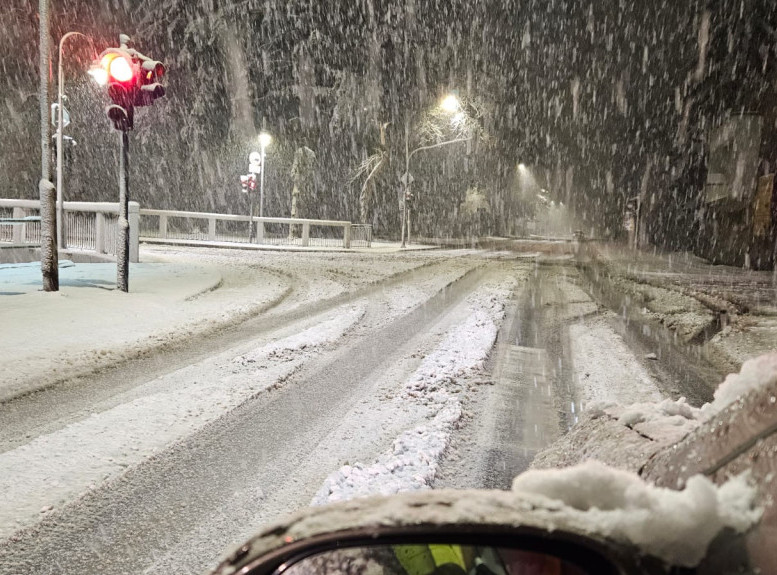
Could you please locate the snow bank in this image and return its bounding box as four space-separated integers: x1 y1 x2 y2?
702 351 777 417
569 318 663 408
585 351 777 448
234 305 366 365
312 280 514 505
512 460 761 567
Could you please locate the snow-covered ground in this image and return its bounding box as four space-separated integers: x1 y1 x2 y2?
0 245 440 401
312 278 515 504
0 245 484 541
4 245 767 574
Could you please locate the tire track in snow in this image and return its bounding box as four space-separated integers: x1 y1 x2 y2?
0 262 498 575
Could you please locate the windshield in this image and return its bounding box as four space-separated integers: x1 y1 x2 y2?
0 1 775 574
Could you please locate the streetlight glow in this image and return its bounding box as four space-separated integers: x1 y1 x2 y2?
518 163 527 171
451 111 466 126
88 66 108 86
258 131 272 148
440 94 460 113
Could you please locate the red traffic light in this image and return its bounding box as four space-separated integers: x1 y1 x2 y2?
95 51 137 85
91 36 167 131
240 174 257 192
108 55 135 83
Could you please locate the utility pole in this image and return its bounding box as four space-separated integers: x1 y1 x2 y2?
39 0 59 291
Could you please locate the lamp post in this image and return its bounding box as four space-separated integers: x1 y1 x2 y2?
258 131 272 218
400 94 470 248
57 31 94 249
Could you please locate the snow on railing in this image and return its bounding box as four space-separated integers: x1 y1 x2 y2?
0 199 139 262
1 199 371 255
139 209 371 249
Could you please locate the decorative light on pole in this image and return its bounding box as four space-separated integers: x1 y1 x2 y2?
258 131 272 218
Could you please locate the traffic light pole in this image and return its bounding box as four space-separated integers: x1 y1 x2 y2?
117 129 130 292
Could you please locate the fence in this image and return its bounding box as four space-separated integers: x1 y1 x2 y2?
0 199 139 262
139 209 371 248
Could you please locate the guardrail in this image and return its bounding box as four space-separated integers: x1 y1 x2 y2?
0 199 139 262
139 209 372 249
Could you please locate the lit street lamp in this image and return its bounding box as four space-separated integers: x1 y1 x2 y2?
258 131 272 218
440 94 460 114
57 31 95 249
400 93 471 248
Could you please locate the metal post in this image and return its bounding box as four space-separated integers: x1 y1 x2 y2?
259 144 266 218
248 188 255 243
56 62 64 248
56 32 87 249
39 0 59 291
39 0 50 183
117 130 130 292
39 179 59 291
401 117 409 248
407 205 411 246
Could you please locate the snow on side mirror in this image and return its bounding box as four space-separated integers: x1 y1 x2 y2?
208 489 679 575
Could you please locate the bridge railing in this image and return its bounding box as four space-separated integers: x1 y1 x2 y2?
0 199 139 262
1 200 371 257
139 209 371 248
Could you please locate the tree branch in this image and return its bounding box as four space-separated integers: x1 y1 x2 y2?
409 137 471 161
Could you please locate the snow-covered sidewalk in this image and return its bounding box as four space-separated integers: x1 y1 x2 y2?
0 256 287 402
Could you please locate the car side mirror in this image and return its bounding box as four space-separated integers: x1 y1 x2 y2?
212 524 675 575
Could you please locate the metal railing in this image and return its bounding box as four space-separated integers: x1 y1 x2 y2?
0 199 139 262
139 209 371 249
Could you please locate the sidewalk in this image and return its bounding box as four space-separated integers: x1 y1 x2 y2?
584 242 776 314
0 254 287 402
580 242 777 372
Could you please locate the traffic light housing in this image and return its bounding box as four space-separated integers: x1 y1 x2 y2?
91 35 166 131
240 174 257 193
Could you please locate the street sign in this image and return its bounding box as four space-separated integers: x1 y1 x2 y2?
400 172 414 186
51 103 71 129
249 152 262 174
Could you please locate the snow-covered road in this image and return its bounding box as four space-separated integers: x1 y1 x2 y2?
0 247 673 575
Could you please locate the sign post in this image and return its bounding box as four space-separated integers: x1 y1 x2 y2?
245 152 262 242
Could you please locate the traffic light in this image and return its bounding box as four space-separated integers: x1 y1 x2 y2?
136 58 166 107
90 35 166 131
240 174 257 193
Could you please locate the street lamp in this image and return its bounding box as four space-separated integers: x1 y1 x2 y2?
400 94 469 248
57 31 96 249
440 94 460 114
258 131 272 218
